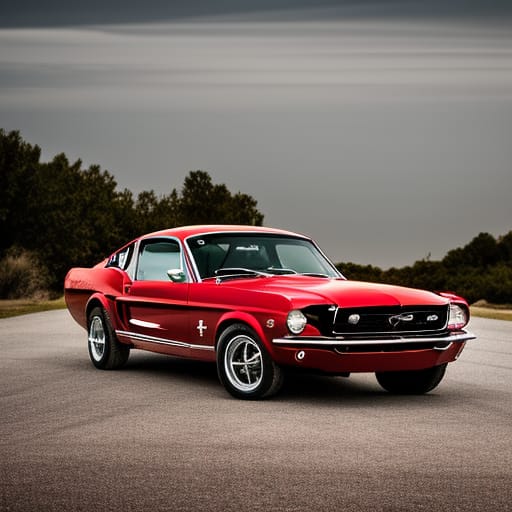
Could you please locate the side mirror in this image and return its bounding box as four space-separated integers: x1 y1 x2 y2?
167 269 186 283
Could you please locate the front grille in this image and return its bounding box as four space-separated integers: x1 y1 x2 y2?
332 305 449 335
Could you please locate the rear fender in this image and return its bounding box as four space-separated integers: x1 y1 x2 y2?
86 294 117 329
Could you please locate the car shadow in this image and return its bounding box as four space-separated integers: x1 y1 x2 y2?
121 352 451 407
125 352 219 385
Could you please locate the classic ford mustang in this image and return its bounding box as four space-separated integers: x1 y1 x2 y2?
65 225 475 399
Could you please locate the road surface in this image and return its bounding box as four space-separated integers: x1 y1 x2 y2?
1 311 511 511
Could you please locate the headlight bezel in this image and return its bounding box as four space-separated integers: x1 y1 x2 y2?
448 303 469 330
287 309 307 335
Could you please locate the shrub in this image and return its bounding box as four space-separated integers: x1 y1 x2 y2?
0 247 50 299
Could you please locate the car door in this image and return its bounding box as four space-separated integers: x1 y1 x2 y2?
117 237 191 356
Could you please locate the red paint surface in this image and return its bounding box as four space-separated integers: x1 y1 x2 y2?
65 225 471 372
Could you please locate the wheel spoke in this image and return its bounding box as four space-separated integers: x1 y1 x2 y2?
224 334 264 392
231 353 260 366
244 364 252 384
246 352 261 364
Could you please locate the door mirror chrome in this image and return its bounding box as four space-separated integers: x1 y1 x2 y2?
167 269 186 283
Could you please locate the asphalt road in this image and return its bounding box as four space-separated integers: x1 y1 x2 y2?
1 311 511 512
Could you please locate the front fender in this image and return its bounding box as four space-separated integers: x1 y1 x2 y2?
215 311 282 356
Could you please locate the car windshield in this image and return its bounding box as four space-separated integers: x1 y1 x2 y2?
187 233 342 280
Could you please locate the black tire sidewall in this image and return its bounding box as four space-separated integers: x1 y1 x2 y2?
87 306 113 369
376 363 447 395
217 323 278 400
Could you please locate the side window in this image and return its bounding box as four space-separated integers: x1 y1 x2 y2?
136 239 183 281
106 244 134 271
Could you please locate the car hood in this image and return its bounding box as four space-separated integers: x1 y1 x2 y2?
225 276 448 309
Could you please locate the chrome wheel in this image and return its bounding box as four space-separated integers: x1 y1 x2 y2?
224 334 263 393
88 315 106 362
87 306 129 370
217 323 284 399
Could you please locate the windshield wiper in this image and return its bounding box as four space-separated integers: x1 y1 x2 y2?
265 267 297 275
265 268 330 278
212 267 331 282
214 268 271 283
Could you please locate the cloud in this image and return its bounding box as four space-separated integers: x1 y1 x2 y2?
1 17 511 266
3 0 512 28
1 20 511 113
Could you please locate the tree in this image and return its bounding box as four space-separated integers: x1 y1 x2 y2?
227 192 264 226
337 262 383 282
180 170 223 224
9 130 510 303
444 232 499 268
336 230 512 303
19 156 125 284
1 130 266 295
179 170 264 226
498 231 512 263
0 129 41 254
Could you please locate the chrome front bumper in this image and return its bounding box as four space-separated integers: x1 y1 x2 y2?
273 330 476 351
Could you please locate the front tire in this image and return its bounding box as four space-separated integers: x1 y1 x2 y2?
217 323 284 400
87 306 130 370
375 364 447 395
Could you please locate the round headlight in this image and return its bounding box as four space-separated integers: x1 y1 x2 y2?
448 304 468 330
287 310 307 335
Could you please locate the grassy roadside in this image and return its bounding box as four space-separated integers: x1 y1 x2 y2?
470 306 512 322
0 297 66 319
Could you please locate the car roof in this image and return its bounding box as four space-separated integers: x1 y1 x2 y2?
141 225 310 241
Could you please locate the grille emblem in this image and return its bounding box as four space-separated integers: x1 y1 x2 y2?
389 313 414 327
427 314 439 322
348 314 361 325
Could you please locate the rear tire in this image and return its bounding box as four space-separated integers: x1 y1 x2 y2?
217 323 284 400
375 364 447 395
87 306 129 370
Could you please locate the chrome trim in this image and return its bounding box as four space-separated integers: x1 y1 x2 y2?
332 306 450 335
215 268 271 284
134 235 191 283
433 342 453 352
116 330 215 351
184 230 343 283
185 230 292 282
272 331 475 347
129 318 161 329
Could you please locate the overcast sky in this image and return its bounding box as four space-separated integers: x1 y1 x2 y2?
1 2 512 267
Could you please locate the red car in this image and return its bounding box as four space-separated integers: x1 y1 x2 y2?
65 225 475 399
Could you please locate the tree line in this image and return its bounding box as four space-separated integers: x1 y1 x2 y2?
0 129 263 297
1 128 511 303
337 231 512 304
